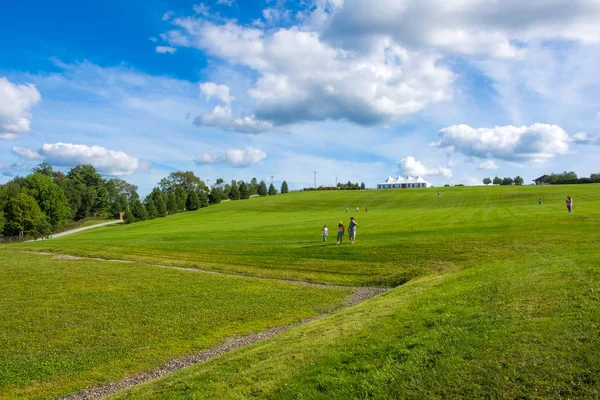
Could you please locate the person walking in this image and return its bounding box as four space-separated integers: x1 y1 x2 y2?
322 224 328 242
348 217 358 244
566 196 573 213
336 221 345 245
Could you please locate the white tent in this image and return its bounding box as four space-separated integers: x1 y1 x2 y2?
377 175 432 189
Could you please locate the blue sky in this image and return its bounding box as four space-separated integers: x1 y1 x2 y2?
1 0 599 194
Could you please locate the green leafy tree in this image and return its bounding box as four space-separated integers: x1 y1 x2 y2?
155 193 167 217
268 183 277 195
186 191 201 211
166 192 177 214
31 162 55 177
198 190 209 208
229 180 240 200
0 211 5 237
492 176 502 185
215 178 225 185
360 182 366 190
159 171 207 193
5 193 51 239
257 180 268 196
209 187 223 205
239 181 250 199
130 195 147 221
23 173 71 228
501 177 514 186
483 177 492 185
280 181 289 194
174 185 187 211
145 197 158 219
514 176 524 185
65 164 109 219
124 210 137 224
250 177 258 195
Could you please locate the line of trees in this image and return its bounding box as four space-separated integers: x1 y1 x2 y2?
536 171 600 185
303 181 366 191
0 163 290 239
483 176 525 186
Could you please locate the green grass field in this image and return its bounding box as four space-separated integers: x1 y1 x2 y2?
0 252 349 400
11 185 600 286
2 185 600 399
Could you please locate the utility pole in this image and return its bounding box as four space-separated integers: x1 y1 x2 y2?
314 171 317 189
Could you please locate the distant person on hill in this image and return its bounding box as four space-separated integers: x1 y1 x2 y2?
345 207 348 212
365 206 368 212
356 206 359 211
336 221 345 245
539 198 542 205
348 217 358 244
438 192 440 196
322 225 328 242
566 196 573 213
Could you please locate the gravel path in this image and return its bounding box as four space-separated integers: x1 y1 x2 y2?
27 220 123 242
23 251 388 399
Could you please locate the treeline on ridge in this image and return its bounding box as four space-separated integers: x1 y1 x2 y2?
0 163 288 240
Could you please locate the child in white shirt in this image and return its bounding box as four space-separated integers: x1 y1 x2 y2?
322 225 328 242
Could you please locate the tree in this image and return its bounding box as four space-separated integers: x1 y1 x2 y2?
209 186 223 205
239 181 250 199
24 173 72 228
159 171 207 193
155 194 167 217
124 210 137 224
501 177 514 186
145 197 158 219
65 164 109 219
31 162 55 177
514 176 524 185
250 178 258 195
280 181 289 194
130 197 147 221
198 190 209 208
257 180 268 196
5 193 51 239
482 177 492 185
215 178 225 185
167 192 178 214
590 173 600 183
186 191 201 211
492 176 502 185
360 182 366 190
0 211 5 237
229 180 240 200
174 185 187 211
268 183 277 195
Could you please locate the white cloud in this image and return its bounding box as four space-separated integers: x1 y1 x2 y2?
194 104 275 133
15 143 143 176
12 146 43 160
149 37 158 42
397 156 453 178
478 160 499 170
194 147 267 167
433 123 572 163
0 77 42 139
572 132 599 145
463 177 484 186
192 3 210 16
164 19 455 127
324 0 600 58
199 82 233 104
156 46 177 54
217 0 235 5
162 11 175 21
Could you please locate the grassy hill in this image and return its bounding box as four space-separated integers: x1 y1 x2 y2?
2 185 600 398
12 185 600 286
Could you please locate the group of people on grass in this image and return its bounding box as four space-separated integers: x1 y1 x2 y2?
538 196 574 213
322 217 358 245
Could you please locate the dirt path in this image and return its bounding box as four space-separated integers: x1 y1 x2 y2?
17 251 387 400
27 220 124 242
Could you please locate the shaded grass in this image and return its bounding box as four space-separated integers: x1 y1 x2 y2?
9 185 600 286
111 251 600 399
0 252 350 400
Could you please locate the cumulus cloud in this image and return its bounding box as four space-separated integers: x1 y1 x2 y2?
217 0 235 5
12 146 43 160
572 132 599 145
9 143 143 176
165 19 454 127
432 123 573 163
397 156 452 178
0 77 42 139
194 147 267 167
478 160 499 170
199 82 233 104
156 46 177 54
324 0 600 58
162 11 175 21
192 3 210 16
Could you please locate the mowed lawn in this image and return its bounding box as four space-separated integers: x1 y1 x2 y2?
0 252 350 400
11 185 600 286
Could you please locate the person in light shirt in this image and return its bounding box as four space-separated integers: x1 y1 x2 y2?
322 225 328 242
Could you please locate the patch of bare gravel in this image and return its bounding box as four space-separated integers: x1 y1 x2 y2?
22 251 388 399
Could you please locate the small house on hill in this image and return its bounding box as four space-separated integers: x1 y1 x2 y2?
533 175 549 185
377 175 432 189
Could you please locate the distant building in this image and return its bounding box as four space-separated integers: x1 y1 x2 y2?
533 175 550 185
377 175 432 189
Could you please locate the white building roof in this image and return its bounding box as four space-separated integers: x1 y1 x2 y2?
381 175 430 185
